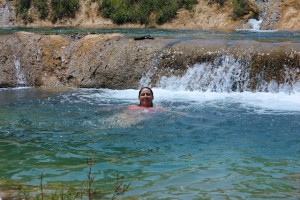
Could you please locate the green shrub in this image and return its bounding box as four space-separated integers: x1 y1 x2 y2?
16 0 31 22
232 0 247 20
15 0 198 25
180 0 198 10
155 0 179 25
16 0 31 14
51 0 80 22
32 0 49 19
99 0 197 25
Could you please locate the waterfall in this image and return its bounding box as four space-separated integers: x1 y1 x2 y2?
0 4 14 27
139 52 162 87
141 55 300 93
238 18 265 31
155 55 251 92
247 18 263 31
13 55 27 87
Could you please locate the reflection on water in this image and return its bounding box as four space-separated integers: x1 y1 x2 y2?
0 88 299 199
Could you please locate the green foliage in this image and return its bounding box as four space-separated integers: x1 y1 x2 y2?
11 158 130 200
51 0 80 22
180 0 198 10
15 0 197 25
232 0 247 20
15 0 80 23
155 0 179 25
99 0 197 25
16 0 32 23
16 0 31 14
32 0 49 19
49 188 83 200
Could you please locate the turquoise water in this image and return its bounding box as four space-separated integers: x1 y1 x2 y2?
1 27 300 42
0 87 299 199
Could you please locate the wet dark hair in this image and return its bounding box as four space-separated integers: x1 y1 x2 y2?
138 87 154 107
138 87 153 97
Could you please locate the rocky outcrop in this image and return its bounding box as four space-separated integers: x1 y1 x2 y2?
255 0 300 30
0 32 299 91
0 0 15 27
0 32 170 88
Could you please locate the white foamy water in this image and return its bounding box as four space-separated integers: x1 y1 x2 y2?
156 56 250 92
237 18 277 32
248 18 262 31
76 88 300 114
141 56 299 94
13 55 27 86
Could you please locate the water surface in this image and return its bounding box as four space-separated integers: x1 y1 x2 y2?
1 27 300 42
0 88 299 199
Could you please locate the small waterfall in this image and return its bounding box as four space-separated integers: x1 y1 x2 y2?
247 18 263 31
238 18 263 31
13 55 27 87
254 67 300 93
142 55 300 93
156 55 251 92
139 52 162 87
0 4 14 27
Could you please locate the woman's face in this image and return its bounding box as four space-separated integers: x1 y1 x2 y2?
139 88 153 107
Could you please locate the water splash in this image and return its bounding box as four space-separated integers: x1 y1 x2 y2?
139 52 162 87
239 18 277 32
156 55 251 92
255 67 300 93
247 18 263 31
0 4 11 27
13 55 27 87
142 55 299 93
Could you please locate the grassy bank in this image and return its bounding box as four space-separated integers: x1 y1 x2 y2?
15 0 255 25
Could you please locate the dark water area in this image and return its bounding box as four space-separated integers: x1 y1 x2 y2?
1 27 300 43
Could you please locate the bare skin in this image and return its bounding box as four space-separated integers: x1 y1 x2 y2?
138 88 154 108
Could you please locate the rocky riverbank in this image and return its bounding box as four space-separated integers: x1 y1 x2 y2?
0 0 299 31
0 32 299 91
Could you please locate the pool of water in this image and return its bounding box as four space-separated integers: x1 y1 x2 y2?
1 27 300 42
0 87 299 199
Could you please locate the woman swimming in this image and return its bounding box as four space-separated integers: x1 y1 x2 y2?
128 87 163 111
104 87 162 128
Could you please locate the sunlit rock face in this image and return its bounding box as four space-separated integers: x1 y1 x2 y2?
0 1 15 27
0 0 299 31
0 32 299 92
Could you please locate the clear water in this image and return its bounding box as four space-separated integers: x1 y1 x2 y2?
1 27 300 42
0 87 299 199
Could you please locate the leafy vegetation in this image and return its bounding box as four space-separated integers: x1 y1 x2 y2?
16 0 32 23
16 0 80 23
99 0 197 25
232 0 248 20
208 0 257 20
5 159 130 200
15 0 256 25
51 0 80 22
32 0 48 19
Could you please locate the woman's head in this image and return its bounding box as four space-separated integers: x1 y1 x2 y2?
138 87 154 107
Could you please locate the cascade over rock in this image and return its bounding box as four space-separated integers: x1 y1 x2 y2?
0 1 15 27
0 32 299 92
